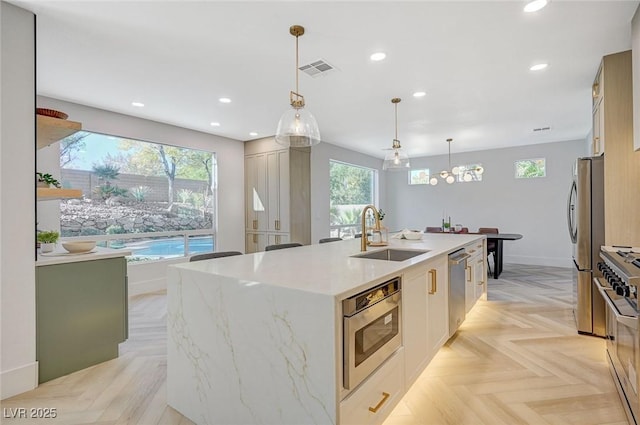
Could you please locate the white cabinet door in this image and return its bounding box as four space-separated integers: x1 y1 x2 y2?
426 257 448 360
340 348 404 425
245 232 267 254
402 264 428 387
245 154 267 231
474 254 486 302
266 150 290 233
267 233 290 247
465 257 476 314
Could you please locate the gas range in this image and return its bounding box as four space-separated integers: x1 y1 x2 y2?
597 246 640 425
598 246 640 307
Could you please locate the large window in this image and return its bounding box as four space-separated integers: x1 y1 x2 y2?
329 160 377 238
58 131 216 261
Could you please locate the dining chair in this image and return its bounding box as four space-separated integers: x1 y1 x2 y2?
425 227 443 233
189 251 243 262
265 242 303 251
319 237 342 244
477 227 499 275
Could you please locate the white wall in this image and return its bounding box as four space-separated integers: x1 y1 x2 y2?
310 142 386 243
386 139 587 267
1 2 38 399
36 96 245 294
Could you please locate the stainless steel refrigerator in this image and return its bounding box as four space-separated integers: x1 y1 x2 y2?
567 155 605 336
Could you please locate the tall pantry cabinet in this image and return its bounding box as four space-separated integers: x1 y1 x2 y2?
593 50 640 246
244 138 311 253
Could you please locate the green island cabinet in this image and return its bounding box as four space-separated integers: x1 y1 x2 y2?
35 257 128 383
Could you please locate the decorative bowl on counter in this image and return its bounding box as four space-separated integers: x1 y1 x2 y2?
402 231 424 240
61 240 96 253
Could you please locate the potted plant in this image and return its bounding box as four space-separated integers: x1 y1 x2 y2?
36 172 61 188
37 230 59 253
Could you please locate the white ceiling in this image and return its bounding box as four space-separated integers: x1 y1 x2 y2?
12 0 640 158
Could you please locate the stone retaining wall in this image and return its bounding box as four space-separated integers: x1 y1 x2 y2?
61 199 213 237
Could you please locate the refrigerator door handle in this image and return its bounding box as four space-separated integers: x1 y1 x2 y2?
567 180 577 244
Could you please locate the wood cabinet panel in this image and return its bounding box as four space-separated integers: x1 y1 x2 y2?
599 51 640 246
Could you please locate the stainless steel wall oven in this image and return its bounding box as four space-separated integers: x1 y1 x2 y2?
343 277 402 390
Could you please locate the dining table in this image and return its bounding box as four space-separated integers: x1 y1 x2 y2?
484 233 523 279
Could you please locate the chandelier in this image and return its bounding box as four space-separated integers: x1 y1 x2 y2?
429 138 484 185
382 98 410 171
275 25 321 148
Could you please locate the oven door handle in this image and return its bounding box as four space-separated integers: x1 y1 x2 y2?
598 286 639 330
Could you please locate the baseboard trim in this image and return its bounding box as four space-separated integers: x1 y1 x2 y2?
129 278 166 297
1 361 38 400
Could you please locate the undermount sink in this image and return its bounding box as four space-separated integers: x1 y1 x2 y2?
352 248 430 262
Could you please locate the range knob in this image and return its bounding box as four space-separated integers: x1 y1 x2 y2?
616 285 631 297
598 262 605 271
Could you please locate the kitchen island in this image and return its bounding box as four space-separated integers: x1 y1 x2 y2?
167 234 485 425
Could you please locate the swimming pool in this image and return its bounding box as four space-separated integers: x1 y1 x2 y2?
126 236 214 258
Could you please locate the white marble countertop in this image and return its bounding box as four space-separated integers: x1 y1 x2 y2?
173 233 484 298
36 246 132 266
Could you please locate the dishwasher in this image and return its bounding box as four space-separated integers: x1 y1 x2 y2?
449 248 470 337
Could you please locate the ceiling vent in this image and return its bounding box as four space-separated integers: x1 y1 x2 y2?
299 59 337 78
532 126 552 133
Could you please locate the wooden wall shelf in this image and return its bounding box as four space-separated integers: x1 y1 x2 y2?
37 115 81 150
37 187 82 200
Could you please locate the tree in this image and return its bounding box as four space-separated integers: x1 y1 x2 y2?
329 162 373 205
60 132 89 167
181 151 214 196
157 145 177 205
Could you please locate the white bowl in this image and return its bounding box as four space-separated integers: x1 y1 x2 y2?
403 232 423 240
62 240 96 253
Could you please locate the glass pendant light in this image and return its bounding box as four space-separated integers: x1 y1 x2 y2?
383 98 410 171
275 25 321 148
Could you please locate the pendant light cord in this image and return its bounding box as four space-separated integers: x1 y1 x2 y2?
394 102 398 142
295 34 299 102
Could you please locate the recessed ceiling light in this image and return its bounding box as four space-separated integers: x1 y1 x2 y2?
524 0 548 13
413 91 426 98
530 63 548 71
249 132 258 137
370 52 386 61
210 122 220 127
131 101 144 107
219 98 232 104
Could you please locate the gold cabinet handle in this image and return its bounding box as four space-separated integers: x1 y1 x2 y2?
253 234 257 243
275 219 280 231
592 82 599 98
253 219 258 230
368 392 390 413
428 269 437 294
466 266 472 282
275 235 280 244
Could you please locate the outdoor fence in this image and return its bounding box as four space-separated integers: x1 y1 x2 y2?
61 169 210 202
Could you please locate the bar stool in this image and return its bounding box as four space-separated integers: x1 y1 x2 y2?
189 251 242 262
265 243 303 251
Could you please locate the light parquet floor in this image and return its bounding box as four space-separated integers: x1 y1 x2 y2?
386 264 628 425
1 265 628 425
